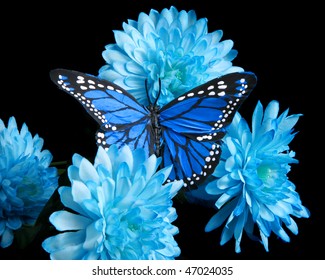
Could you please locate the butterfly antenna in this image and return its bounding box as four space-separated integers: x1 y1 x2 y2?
145 79 151 106
145 78 162 107
153 78 161 108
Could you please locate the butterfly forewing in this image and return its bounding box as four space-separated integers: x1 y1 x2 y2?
49 69 154 155
159 71 257 141
96 122 155 155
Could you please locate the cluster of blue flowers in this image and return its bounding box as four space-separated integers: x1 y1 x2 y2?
0 6 309 259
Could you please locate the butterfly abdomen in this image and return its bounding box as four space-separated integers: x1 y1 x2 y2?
148 104 163 157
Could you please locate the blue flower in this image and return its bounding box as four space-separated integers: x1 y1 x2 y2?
191 100 310 253
98 6 243 107
0 116 58 248
42 144 183 260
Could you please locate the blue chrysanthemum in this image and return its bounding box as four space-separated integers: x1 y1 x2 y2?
98 6 243 107
0 116 58 248
42 144 183 260
191 100 310 253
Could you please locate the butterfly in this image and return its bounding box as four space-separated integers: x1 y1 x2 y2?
50 69 257 189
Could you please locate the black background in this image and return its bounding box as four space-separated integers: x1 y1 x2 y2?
0 0 320 260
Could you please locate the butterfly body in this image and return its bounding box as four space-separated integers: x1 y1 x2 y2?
147 103 163 157
50 69 257 189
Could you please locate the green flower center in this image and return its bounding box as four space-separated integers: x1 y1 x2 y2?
16 176 43 199
128 223 140 232
257 161 286 188
257 164 274 182
255 160 289 203
175 69 184 81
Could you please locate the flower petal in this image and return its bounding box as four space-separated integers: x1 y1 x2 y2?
50 211 92 231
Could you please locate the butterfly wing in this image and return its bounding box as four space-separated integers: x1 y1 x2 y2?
49 69 154 155
159 71 257 188
162 128 222 188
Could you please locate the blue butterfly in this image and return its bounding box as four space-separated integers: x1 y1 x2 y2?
50 69 257 189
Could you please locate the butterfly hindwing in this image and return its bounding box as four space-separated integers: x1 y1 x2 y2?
162 128 223 188
49 69 154 155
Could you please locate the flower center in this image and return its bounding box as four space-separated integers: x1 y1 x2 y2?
257 161 286 188
128 222 140 232
254 160 289 205
257 164 273 182
18 179 40 196
175 69 183 81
